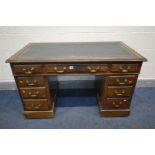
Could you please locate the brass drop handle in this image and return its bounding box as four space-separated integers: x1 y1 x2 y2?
116 79 128 85
28 91 39 97
34 104 41 110
54 66 66 73
31 104 41 110
29 94 38 97
26 80 37 86
90 69 97 73
23 67 35 74
25 71 33 74
112 101 122 108
88 66 98 73
57 70 64 73
119 66 131 73
114 90 125 96
34 106 40 110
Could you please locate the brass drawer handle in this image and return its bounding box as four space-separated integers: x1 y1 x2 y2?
22 67 35 74
29 94 38 97
121 69 128 73
87 66 98 73
34 106 40 110
119 66 131 73
27 83 35 86
112 101 122 108
28 91 40 97
54 66 66 73
116 79 128 85
34 104 41 110
25 71 32 74
57 70 64 73
31 104 41 110
114 90 125 96
26 80 37 86
90 69 96 73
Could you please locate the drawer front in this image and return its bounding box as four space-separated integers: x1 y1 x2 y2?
20 87 47 99
12 65 43 75
106 86 133 97
45 64 109 74
23 99 50 111
103 98 130 109
107 75 137 86
16 77 45 87
110 64 141 73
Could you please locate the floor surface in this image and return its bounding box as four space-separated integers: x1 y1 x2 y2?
0 88 154 129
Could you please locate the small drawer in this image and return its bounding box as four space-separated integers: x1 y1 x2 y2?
107 75 137 86
20 87 47 99
103 98 130 109
106 86 133 97
12 64 43 75
23 99 50 111
45 64 109 74
16 77 45 87
110 64 141 73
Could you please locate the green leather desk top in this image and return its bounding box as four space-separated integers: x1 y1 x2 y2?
6 42 147 63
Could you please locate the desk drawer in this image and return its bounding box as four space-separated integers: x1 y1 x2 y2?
12 65 43 75
103 98 130 109
23 99 50 111
16 77 45 87
106 86 133 97
20 87 47 99
110 64 141 73
107 75 137 86
45 64 108 73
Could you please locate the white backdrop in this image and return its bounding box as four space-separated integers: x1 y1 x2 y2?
0 26 154 82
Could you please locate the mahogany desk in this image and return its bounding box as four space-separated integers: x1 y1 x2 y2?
6 42 147 119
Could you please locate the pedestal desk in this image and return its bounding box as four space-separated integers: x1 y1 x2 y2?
6 42 147 119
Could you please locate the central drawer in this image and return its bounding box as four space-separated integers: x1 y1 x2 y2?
106 86 133 97
20 87 47 99
45 63 141 74
12 63 141 75
45 64 109 73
